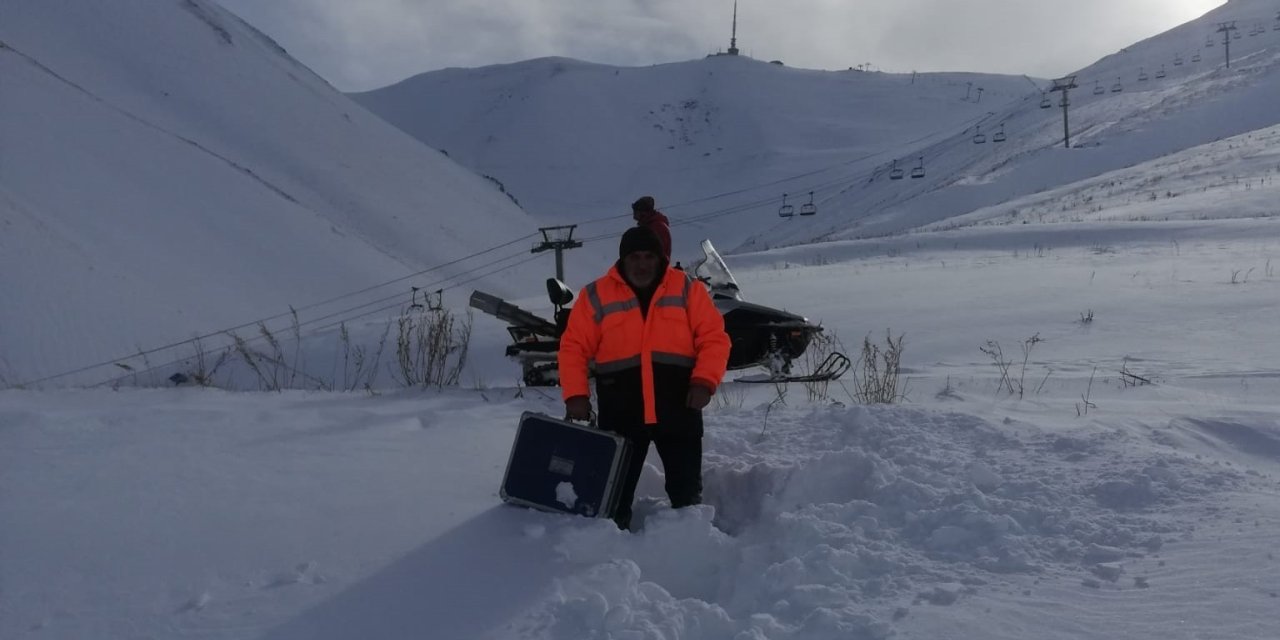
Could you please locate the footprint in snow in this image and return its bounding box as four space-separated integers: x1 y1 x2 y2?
177 590 212 613
265 561 326 589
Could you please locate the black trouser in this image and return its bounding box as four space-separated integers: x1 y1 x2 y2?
609 425 703 531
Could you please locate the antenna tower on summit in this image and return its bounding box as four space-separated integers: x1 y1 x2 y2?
728 1 740 55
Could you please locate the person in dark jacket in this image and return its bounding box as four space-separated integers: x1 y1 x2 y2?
631 196 672 262
559 226 731 530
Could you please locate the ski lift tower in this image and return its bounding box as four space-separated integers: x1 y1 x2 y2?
532 225 582 282
1050 75 1077 149
1217 21 1238 68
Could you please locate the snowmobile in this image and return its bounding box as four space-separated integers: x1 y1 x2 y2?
469 239 849 386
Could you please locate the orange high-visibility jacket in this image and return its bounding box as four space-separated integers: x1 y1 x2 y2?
559 265 731 425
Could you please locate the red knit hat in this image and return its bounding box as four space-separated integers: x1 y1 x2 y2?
631 196 656 213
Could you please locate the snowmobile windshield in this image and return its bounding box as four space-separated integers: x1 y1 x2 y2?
692 240 743 301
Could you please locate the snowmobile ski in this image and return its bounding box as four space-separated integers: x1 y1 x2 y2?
734 352 851 384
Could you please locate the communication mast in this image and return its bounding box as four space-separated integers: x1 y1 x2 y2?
708 1 743 57
727 1 740 55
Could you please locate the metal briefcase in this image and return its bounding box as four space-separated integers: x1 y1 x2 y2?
499 411 631 519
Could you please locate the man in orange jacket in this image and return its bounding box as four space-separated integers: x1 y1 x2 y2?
631 195 672 262
559 226 731 530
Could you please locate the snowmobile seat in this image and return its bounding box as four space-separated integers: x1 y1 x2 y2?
546 278 574 307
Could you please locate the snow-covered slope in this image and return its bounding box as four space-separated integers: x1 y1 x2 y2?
0 0 540 386
351 55 1034 259
5 207 1280 638
921 122 1280 230
775 0 1280 246
7 3 1280 639
351 0 1280 255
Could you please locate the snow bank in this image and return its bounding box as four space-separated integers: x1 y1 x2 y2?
506 403 1245 638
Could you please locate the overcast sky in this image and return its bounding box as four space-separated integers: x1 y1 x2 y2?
216 0 1228 92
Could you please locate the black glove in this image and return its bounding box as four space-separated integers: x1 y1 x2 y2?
686 384 713 410
565 395 593 421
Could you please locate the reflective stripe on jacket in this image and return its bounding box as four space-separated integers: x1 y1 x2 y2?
559 265 731 425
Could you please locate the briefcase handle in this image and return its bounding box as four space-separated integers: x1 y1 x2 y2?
563 410 598 428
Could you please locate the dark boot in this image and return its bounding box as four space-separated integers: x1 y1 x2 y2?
653 427 703 511
612 509 633 531
609 430 651 531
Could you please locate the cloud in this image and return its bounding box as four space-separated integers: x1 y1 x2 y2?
216 0 1226 90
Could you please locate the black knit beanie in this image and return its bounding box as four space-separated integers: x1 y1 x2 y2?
618 226 665 260
631 196 656 213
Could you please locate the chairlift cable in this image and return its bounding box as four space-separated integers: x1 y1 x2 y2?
19 91 1015 388
261 252 547 340
570 107 998 228
93 250 548 388
17 235 542 387
273 249 536 335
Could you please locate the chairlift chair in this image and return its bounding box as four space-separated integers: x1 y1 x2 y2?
1111 78 1123 93
1059 95 1069 108
910 157 925 179
1233 29 1242 39
1138 68 1149 82
992 124 1007 143
1092 80 1104 95
1039 94 1052 109
972 126 987 145
799 192 817 216
777 193 795 218
1206 36 1214 48
889 159 905 180
1156 65 1166 79
1192 52 1201 63
1174 55 1183 66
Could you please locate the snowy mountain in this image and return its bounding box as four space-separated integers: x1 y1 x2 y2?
794 0 1280 246
350 56 1035 260
352 0 1280 255
6 2 1280 640
0 0 540 386
6 1 1269 388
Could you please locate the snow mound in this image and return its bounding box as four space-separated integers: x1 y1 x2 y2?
506 404 1245 638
